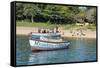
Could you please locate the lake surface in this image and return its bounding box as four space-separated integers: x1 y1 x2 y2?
16 35 97 66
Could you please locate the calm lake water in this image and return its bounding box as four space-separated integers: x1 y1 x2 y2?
16 35 97 66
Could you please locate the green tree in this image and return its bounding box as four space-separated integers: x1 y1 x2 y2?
16 3 96 24
23 4 40 22
16 3 24 21
75 7 87 23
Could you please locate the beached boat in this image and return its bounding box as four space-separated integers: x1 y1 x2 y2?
29 36 70 51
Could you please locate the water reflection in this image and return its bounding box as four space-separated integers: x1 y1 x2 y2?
16 35 96 65
28 49 68 65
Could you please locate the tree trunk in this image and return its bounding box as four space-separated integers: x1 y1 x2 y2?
31 15 34 23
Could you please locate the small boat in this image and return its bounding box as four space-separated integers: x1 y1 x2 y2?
31 32 61 37
29 36 70 51
29 27 61 37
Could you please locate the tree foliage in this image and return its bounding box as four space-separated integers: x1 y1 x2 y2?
16 3 96 24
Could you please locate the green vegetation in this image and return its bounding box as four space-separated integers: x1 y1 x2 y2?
17 21 96 30
16 3 96 30
16 21 56 29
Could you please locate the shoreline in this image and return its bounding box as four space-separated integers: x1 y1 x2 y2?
16 27 96 38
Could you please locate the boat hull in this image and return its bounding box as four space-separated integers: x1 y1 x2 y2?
31 33 61 37
29 40 70 51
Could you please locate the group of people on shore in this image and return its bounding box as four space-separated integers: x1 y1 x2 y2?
37 27 86 37
70 29 86 37
38 26 59 33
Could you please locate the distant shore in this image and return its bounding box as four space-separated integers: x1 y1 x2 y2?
16 27 96 38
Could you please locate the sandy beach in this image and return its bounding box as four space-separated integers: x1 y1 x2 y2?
16 27 96 38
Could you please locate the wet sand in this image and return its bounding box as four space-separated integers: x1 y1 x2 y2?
16 27 96 38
